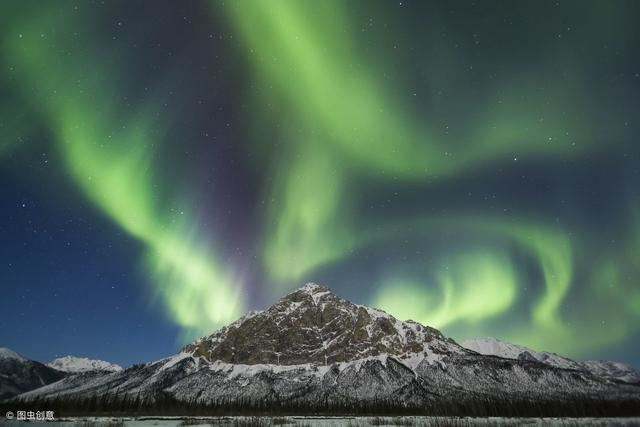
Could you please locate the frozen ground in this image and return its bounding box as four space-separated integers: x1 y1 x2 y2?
4 416 640 426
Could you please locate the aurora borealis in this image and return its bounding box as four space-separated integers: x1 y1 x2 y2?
1 0 639 367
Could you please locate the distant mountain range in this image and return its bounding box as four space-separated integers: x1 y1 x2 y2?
47 356 122 374
0 348 64 400
462 337 640 384
2 284 640 416
0 348 120 400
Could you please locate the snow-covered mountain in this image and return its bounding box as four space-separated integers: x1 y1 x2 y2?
0 347 66 400
184 283 465 366
461 337 583 370
0 347 27 363
461 337 640 384
15 284 640 415
48 356 122 373
581 360 640 384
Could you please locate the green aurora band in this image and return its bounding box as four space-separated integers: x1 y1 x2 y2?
2 7 245 338
220 0 639 356
1 1 638 358
220 0 592 285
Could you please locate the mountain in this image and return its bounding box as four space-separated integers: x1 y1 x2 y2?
13 284 640 416
462 337 640 384
0 348 26 362
0 347 67 400
184 283 465 365
461 338 583 370
47 356 123 373
581 360 640 384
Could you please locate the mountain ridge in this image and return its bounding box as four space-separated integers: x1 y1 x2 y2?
47 356 123 373
462 337 640 383
0 348 66 401
184 283 466 366
7 283 640 416
0 347 28 362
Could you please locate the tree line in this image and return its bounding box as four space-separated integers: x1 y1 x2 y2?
1 391 639 418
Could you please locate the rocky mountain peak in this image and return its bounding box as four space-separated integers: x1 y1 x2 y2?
298 282 329 294
183 283 463 366
274 282 337 309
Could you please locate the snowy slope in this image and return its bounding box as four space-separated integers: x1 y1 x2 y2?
582 360 640 384
462 337 640 383
48 356 122 373
0 347 27 362
0 348 66 400
18 344 640 410
461 337 583 370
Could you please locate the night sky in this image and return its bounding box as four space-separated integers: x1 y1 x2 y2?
1 0 639 369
